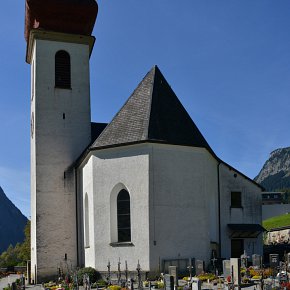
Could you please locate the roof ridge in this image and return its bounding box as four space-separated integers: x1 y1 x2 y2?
143 65 157 140
91 65 215 153
91 67 155 148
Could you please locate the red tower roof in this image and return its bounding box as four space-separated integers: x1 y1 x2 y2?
25 0 98 42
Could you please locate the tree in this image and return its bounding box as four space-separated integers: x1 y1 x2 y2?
18 220 30 263
0 220 30 267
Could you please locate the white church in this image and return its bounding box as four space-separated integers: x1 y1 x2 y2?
25 0 264 283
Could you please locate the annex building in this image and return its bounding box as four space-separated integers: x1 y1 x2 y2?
25 0 264 282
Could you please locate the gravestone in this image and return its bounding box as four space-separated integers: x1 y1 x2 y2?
287 253 290 270
164 274 174 290
269 254 279 269
222 260 231 278
252 254 261 269
191 278 201 290
230 258 241 287
168 266 178 286
240 257 247 269
195 260 204 276
240 251 248 268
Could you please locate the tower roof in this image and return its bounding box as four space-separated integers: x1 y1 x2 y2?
91 66 213 153
25 0 98 42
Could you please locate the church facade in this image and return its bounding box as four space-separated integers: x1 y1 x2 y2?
25 0 264 283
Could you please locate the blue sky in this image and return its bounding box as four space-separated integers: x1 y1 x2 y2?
1 0 290 218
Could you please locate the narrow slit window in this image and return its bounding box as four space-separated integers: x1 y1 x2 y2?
55 50 71 88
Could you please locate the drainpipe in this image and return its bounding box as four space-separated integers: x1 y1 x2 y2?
75 168 79 267
217 162 221 257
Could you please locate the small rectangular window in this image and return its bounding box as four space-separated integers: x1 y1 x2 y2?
231 191 242 208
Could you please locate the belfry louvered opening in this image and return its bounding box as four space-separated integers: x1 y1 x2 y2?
55 50 71 89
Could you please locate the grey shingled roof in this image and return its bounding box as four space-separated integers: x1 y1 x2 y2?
91 65 213 152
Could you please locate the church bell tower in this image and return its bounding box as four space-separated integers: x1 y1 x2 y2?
25 0 98 282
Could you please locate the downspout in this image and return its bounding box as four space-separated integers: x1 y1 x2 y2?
75 168 79 267
217 162 221 257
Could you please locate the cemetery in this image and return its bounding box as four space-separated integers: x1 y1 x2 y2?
35 253 290 290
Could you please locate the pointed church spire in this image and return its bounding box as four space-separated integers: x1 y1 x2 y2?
91 66 213 153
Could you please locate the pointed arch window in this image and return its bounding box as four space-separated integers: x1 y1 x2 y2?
117 189 131 242
55 50 71 89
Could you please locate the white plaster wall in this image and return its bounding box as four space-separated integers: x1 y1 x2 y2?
219 163 263 259
79 142 262 273
82 158 96 267
149 144 218 272
83 144 150 271
31 37 92 281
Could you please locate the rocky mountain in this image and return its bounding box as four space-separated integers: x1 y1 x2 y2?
0 186 28 254
255 147 290 191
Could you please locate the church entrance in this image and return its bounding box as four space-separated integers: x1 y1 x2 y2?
231 239 244 258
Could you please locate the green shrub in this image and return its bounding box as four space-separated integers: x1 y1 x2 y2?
197 273 217 282
77 267 101 285
97 279 108 287
108 285 121 290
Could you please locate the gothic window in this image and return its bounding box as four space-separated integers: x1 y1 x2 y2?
55 50 71 88
84 193 90 247
117 189 131 242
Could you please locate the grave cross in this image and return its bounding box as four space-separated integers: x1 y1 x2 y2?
187 259 194 281
125 260 129 288
136 260 142 290
118 258 121 285
107 260 111 284
211 254 218 275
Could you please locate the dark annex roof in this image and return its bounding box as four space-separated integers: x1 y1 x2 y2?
91 122 107 143
91 66 213 152
228 224 266 238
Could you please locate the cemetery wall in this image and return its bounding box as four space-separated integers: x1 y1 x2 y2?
82 144 151 271
219 163 263 258
148 144 218 272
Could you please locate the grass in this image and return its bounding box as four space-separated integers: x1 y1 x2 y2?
263 213 290 230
